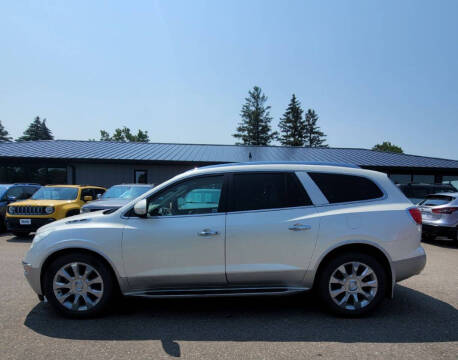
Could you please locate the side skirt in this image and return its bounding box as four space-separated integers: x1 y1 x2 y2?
124 286 310 299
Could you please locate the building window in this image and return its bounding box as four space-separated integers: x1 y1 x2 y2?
412 174 435 184
0 165 67 184
389 174 412 184
134 169 147 184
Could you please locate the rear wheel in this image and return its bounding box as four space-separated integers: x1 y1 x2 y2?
317 252 387 317
43 253 114 318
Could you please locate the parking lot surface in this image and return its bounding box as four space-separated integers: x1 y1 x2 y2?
1 234 457 360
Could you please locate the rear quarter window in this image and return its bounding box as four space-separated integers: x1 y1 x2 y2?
309 172 384 204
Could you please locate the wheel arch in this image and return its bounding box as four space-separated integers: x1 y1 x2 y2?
40 247 124 296
312 242 395 297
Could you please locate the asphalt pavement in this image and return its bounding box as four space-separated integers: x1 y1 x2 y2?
1 234 457 359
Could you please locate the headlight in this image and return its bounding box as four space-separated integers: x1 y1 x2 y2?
7 206 15 214
45 206 54 214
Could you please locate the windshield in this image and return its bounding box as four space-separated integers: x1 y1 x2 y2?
31 187 78 200
102 185 150 200
419 195 455 206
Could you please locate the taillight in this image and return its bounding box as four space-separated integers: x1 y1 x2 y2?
432 207 458 214
408 207 422 225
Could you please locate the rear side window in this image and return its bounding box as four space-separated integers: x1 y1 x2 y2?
309 172 383 204
231 172 312 212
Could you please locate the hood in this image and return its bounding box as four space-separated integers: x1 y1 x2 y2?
9 199 75 207
37 210 106 233
83 198 130 209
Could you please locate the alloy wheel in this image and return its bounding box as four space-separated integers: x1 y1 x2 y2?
328 261 378 311
53 262 104 311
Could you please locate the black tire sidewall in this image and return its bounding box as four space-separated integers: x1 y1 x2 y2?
317 252 387 317
43 252 114 318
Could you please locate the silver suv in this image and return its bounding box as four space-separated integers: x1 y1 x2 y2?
419 192 458 242
22 163 426 318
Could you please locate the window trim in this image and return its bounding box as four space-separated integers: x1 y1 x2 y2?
226 171 315 214
307 171 387 206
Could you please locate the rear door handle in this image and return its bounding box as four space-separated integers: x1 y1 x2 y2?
288 224 311 231
198 229 219 236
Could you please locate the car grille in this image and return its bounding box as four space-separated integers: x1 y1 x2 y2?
11 206 46 215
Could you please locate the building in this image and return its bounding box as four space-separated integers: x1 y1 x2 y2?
0 140 457 187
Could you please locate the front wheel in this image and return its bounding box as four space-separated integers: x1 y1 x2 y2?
317 252 387 317
43 252 114 318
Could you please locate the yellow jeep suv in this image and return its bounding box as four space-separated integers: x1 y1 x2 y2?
6 185 106 236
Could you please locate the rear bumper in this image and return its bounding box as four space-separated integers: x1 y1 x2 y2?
392 248 427 282
6 217 55 233
422 224 457 239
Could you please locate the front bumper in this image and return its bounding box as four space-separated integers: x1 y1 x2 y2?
22 261 43 296
422 224 457 240
392 248 427 282
6 217 55 233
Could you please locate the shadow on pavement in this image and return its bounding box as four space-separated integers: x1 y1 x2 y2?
24 285 458 357
422 237 457 249
6 234 33 243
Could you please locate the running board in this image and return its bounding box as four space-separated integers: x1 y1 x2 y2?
124 287 309 299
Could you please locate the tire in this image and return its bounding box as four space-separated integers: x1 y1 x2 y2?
317 252 387 317
11 231 30 237
43 252 114 318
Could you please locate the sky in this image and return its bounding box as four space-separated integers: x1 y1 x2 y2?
1 0 457 159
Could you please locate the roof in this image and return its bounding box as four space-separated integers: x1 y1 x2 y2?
0 140 457 169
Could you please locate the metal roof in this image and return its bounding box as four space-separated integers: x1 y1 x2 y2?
0 140 457 169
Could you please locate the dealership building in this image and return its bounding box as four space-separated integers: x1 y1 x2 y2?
0 140 457 187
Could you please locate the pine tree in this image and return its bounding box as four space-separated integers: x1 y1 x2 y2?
17 117 44 141
0 121 12 141
278 94 306 146
38 119 54 140
233 86 277 145
304 109 327 147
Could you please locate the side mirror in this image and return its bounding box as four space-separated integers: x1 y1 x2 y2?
134 199 147 216
97 193 102 199
83 195 93 202
7 195 17 202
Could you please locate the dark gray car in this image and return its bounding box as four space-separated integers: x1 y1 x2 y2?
80 184 154 213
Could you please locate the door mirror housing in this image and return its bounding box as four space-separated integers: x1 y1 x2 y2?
83 195 93 202
134 199 147 217
97 193 103 200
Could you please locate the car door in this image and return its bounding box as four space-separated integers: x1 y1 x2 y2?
225 172 319 286
122 174 227 291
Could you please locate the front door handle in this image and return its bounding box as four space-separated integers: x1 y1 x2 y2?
198 229 219 236
288 224 311 231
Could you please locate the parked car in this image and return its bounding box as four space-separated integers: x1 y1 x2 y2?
80 184 154 213
22 163 426 318
6 185 105 236
397 183 457 204
0 183 41 231
418 192 458 242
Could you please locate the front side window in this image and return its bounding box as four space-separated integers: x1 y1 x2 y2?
309 172 383 204
231 172 311 212
31 187 78 200
147 176 223 217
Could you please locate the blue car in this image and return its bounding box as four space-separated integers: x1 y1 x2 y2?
0 183 41 231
